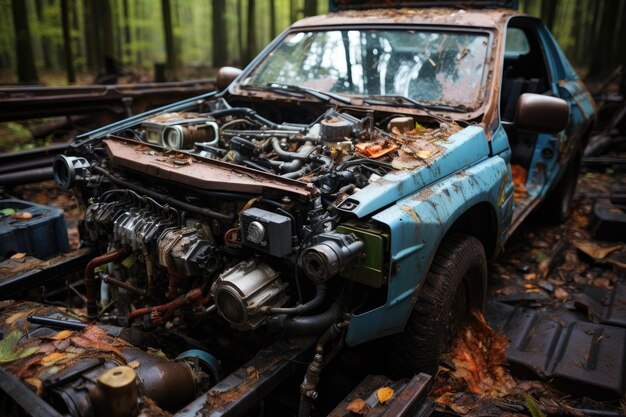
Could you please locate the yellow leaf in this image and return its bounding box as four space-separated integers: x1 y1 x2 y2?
127 360 140 369
10 212 33 220
5 309 34 325
41 352 66 367
10 252 27 260
50 330 74 340
376 387 394 403
346 398 368 414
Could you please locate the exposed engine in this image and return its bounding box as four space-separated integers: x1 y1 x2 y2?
21 100 436 416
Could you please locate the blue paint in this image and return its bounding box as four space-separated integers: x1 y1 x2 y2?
338 126 491 218
346 155 509 345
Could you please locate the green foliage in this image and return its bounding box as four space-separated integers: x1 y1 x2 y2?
0 0 617 83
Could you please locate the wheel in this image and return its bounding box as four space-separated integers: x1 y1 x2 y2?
540 153 581 224
386 234 487 378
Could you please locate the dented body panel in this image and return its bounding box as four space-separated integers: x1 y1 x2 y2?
347 154 509 345
0 4 597 417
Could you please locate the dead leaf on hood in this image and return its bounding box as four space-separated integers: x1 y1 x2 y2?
346 398 369 414
40 352 74 367
376 387 394 404
5 309 36 325
572 240 623 260
49 330 74 340
0 330 39 364
10 252 27 259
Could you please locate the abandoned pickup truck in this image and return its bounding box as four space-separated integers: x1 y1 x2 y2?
0 1 596 416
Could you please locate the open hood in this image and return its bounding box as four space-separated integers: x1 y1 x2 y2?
329 0 518 11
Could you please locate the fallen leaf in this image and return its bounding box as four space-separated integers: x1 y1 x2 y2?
554 287 570 301
10 212 33 220
376 386 394 403
524 273 537 281
0 208 16 215
24 377 43 395
50 330 74 340
346 398 368 414
572 240 623 261
10 252 27 260
0 330 39 363
5 309 35 325
128 360 140 369
40 352 67 367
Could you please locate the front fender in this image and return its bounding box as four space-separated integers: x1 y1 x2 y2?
345 155 511 346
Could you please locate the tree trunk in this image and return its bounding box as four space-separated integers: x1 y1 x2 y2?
290 0 296 23
270 0 276 38
34 0 52 69
588 1 620 79
237 0 245 66
540 0 558 31
11 0 39 83
212 0 228 67
101 0 115 64
246 0 256 64
83 0 98 70
61 0 76 83
304 0 317 16
161 0 178 80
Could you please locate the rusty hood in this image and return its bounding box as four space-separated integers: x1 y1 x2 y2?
103 138 317 200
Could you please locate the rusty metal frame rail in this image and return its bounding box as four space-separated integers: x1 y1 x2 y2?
175 337 317 417
0 79 216 122
0 365 63 417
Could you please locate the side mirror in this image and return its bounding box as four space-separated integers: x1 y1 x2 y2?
216 66 243 90
514 93 569 134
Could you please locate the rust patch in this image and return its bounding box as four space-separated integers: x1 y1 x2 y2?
104 138 316 199
401 204 420 224
205 355 287 410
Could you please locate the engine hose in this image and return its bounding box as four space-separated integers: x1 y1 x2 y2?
265 283 327 315
270 138 318 161
85 247 131 320
209 108 280 129
93 166 234 221
298 320 350 417
266 287 347 335
128 288 203 325
281 166 311 179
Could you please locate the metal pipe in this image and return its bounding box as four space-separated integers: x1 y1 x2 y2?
102 275 146 296
27 315 88 330
0 166 53 186
85 247 131 320
92 166 234 221
128 288 203 324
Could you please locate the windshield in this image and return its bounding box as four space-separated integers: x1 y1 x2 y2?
243 29 490 110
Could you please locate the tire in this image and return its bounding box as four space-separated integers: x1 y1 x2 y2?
386 234 487 378
540 154 580 224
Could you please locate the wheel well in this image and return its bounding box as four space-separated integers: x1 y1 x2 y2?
447 202 499 260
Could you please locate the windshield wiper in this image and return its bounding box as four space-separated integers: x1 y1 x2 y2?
241 83 352 104
363 95 465 113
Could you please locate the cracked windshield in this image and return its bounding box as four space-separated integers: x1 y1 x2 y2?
244 29 490 109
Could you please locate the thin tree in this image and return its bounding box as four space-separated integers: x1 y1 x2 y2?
212 0 228 67
61 0 76 83
11 0 39 83
246 0 256 64
540 0 558 30
270 0 276 38
304 0 317 16
161 0 178 80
